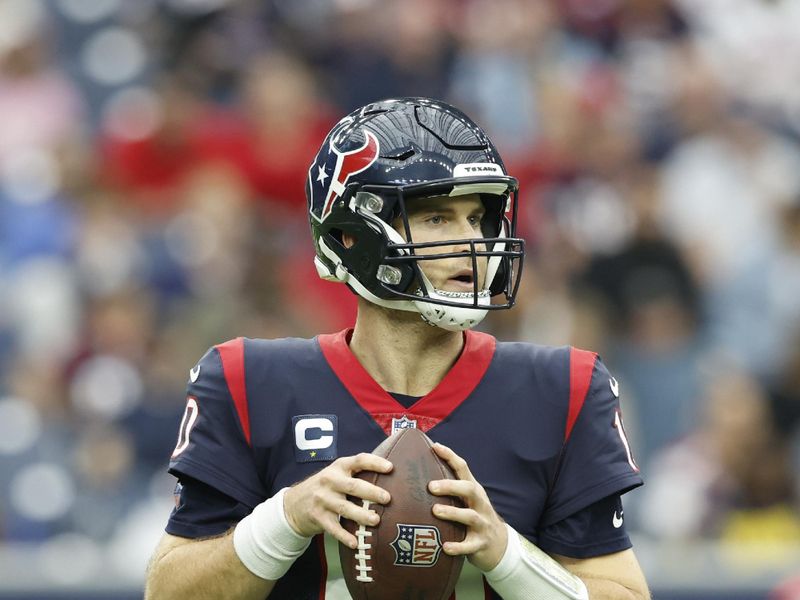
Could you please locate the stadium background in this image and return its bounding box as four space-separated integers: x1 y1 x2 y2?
0 0 798 598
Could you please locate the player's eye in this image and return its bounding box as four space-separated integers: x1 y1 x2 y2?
426 215 445 225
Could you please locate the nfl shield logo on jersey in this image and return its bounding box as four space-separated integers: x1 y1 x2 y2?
391 416 417 434
391 524 443 567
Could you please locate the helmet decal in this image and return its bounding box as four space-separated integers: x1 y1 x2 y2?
313 129 380 221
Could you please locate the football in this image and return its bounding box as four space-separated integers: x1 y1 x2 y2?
339 428 466 600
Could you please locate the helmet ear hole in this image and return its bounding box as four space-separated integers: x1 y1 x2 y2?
341 231 357 249
326 229 357 249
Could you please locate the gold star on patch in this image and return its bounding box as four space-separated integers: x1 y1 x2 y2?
309 451 317 458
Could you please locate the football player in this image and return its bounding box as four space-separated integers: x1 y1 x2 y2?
146 98 649 599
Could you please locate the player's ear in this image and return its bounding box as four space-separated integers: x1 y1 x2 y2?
342 232 356 249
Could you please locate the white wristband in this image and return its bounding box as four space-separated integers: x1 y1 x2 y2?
233 487 313 580
484 523 589 600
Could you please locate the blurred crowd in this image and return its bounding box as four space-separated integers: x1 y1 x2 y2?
0 0 799 591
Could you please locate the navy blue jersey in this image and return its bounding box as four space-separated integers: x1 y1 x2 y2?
166 329 642 599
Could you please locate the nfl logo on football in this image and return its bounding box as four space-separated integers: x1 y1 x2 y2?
391 416 417 435
391 524 442 567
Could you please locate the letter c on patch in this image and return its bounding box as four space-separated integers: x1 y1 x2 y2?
294 417 334 450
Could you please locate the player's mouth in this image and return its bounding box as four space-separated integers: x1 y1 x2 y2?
444 269 477 292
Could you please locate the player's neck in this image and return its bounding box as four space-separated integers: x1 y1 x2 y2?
349 301 465 397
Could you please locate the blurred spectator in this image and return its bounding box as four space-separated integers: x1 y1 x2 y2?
223 52 334 219
708 197 800 379
576 166 703 465
99 76 208 216
657 48 800 289
0 0 86 162
773 573 800 600
0 0 85 371
639 366 799 549
70 424 141 540
102 52 333 221
449 0 554 155
674 0 800 131
320 0 453 111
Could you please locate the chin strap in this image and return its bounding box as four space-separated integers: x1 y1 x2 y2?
413 281 492 331
415 294 489 331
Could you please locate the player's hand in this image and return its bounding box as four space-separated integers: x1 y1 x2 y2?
283 454 393 550
428 443 508 572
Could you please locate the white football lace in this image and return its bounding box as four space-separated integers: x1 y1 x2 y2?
354 500 374 582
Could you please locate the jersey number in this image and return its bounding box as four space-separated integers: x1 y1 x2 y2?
172 397 199 457
613 409 639 472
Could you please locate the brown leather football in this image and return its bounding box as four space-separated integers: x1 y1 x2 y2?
339 428 466 600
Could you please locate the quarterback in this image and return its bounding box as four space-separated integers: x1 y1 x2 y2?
145 98 649 599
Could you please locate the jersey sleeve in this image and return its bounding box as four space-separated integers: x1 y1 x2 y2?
168 342 268 511
540 352 643 528
537 494 632 558
167 476 253 539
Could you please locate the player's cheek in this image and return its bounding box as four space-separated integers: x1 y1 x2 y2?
420 256 448 277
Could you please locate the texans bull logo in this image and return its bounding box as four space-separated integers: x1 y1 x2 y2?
310 129 380 220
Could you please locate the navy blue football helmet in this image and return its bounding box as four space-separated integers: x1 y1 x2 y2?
306 97 524 330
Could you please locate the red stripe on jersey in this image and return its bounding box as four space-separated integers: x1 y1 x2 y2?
483 576 493 598
318 329 496 436
565 347 598 444
215 337 251 446
316 534 327 599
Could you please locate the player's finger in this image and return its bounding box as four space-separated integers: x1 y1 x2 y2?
346 452 393 475
428 479 479 503
338 476 391 505
325 496 381 528
431 503 481 528
322 516 359 550
432 443 475 482
442 538 483 557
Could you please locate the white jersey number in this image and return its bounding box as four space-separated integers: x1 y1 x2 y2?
613 408 639 472
172 397 199 457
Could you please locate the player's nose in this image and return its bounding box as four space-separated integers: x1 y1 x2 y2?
450 218 480 248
